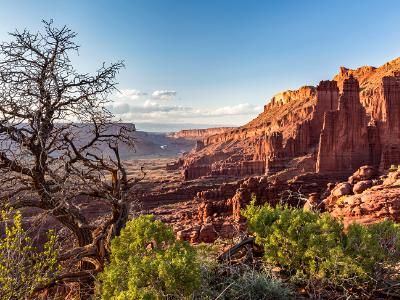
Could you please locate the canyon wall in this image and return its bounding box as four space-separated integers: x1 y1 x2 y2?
178 58 400 181
378 76 400 169
317 75 400 174
159 57 400 244
316 76 370 173
168 127 236 139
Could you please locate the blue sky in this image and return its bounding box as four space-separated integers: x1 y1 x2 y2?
0 1 400 131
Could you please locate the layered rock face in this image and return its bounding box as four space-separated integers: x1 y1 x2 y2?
155 58 400 244
316 76 370 173
265 132 288 175
181 86 319 180
378 76 400 169
180 80 341 179
168 127 236 139
179 58 400 180
317 74 400 174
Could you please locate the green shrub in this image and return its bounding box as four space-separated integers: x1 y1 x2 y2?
0 208 59 299
222 267 292 300
194 263 292 300
346 220 400 272
336 195 347 205
242 201 400 295
98 215 200 299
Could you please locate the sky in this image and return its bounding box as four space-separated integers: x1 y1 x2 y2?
0 1 400 131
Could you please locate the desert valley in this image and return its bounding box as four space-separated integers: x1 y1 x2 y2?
130 58 400 243
1 2 400 299
12 56 400 300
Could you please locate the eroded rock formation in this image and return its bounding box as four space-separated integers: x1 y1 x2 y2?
316 76 370 173
179 58 400 180
158 58 400 243
323 166 400 228
168 127 236 139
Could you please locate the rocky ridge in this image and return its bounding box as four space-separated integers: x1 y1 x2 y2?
180 57 400 180
154 57 400 243
167 127 236 139
323 166 400 227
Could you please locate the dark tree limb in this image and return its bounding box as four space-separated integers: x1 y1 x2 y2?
0 20 140 298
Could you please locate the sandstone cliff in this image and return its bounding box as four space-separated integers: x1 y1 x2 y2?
316 76 370 173
168 127 236 139
180 57 400 180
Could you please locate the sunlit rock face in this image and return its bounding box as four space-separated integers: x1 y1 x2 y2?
179 57 400 180
146 59 400 244
316 76 369 174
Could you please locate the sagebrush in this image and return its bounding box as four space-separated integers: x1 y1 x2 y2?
242 201 400 297
98 215 201 299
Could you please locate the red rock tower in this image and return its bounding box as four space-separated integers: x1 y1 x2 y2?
379 76 400 169
265 132 288 175
316 76 369 174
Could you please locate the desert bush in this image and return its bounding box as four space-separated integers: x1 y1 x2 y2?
242 201 400 296
0 208 59 299
98 215 200 299
194 262 292 300
336 195 347 205
346 220 400 274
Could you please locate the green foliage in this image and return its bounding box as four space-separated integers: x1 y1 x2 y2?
0 208 60 299
242 201 400 293
194 263 292 300
346 220 400 272
193 240 291 299
336 195 347 205
98 215 201 299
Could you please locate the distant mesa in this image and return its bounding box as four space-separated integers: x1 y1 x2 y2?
168 127 236 140
66 123 195 159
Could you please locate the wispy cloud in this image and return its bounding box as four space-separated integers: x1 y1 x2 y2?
110 88 261 125
151 90 177 100
117 89 147 100
108 101 260 122
207 103 261 116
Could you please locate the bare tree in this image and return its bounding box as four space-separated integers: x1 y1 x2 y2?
0 20 140 297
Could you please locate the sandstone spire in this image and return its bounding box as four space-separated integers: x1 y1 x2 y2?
317 76 369 174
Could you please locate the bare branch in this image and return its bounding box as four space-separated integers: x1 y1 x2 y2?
0 20 139 294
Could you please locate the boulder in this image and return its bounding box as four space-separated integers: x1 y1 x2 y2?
303 192 319 211
350 166 377 183
331 182 352 197
353 180 372 194
176 228 199 243
198 223 217 243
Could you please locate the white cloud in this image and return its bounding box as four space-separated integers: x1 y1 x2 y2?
151 90 177 100
117 89 147 100
108 101 261 123
207 103 261 116
109 88 261 125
